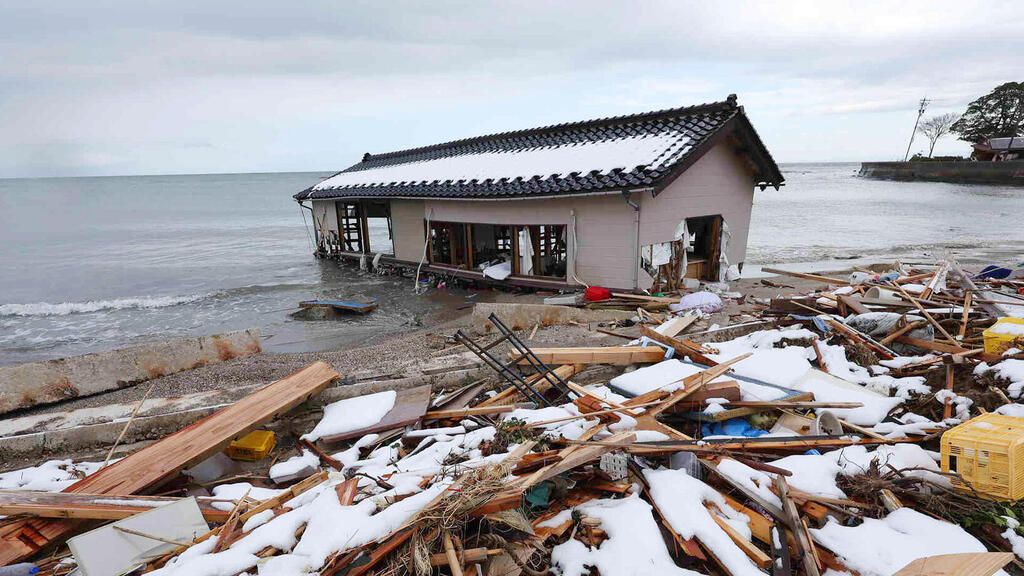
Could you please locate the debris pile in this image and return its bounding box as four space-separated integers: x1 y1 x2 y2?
2 260 1024 576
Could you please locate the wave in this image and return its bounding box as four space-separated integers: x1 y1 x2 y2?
0 294 206 317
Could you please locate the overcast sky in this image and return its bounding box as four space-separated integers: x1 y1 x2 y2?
1 1 1021 177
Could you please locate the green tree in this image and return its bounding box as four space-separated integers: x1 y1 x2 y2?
951 82 1024 143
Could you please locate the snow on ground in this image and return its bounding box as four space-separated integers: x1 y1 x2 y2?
717 443 946 502
550 494 706 576
269 450 321 483
153 481 449 576
210 483 287 512
301 390 396 441
644 468 764 576
1000 517 1024 560
610 359 733 396
975 359 1024 398
996 404 1024 418
788 369 903 426
0 459 104 492
811 508 1009 576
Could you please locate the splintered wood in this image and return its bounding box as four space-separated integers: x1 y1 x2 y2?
0 361 339 565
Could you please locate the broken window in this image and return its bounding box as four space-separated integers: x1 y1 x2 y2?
428 221 469 267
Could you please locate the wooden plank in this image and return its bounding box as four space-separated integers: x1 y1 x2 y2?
775 475 820 576
892 552 1014 576
647 353 750 417
890 282 958 343
721 493 774 544
519 347 666 365
880 320 928 347
638 324 718 366
0 491 231 522
761 267 849 285
0 362 339 566
825 318 895 360
896 335 972 355
610 292 680 304
708 506 773 569
958 291 973 340
424 403 532 420
476 364 582 407
320 384 431 443
838 295 870 315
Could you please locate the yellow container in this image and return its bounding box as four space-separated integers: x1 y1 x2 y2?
225 430 276 461
983 317 1024 356
941 413 1024 501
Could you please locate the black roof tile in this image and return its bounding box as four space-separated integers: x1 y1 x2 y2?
295 95 782 201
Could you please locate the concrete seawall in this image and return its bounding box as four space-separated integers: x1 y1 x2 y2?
0 329 261 414
860 160 1024 185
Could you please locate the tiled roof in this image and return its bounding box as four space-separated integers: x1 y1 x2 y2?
295 95 783 201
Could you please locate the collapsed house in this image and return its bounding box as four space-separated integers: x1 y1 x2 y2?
294 95 783 291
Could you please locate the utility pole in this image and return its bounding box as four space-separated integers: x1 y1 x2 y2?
903 96 929 161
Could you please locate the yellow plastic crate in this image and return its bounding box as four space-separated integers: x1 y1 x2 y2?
983 317 1024 355
225 430 276 461
941 413 1024 501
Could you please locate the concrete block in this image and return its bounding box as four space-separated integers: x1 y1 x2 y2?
0 329 262 414
471 303 634 332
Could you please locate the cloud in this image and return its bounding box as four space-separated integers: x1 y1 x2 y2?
0 1 1021 175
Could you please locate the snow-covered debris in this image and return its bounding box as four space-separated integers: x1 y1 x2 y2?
301 390 397 441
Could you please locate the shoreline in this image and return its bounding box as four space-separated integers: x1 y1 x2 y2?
5 272 824 422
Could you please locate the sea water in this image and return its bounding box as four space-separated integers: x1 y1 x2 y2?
1 164 1021 365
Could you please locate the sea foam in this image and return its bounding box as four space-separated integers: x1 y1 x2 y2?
0 294 205 317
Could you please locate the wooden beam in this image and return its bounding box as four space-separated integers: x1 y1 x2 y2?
708 506 773 569
638 324 719 366
895 335 971 355
892 552 1014 576
424 403 533 420
775 475 820 576
0 491 231 522
761 267 849 285
958 290 973 341
890 281 958 343
0 362 339 565
519 346 666 365
476 364 582 407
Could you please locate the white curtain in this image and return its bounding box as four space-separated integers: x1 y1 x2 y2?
518 228 534 275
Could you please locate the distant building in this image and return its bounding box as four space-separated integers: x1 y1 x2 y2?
294 95 783 291
972 137 1024 161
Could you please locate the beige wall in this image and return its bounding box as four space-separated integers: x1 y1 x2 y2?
390 199 427 262
637 141 756 288
385 195 638 289
312 141 757 291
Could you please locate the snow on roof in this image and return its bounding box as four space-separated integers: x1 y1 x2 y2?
295 95 784 201
313 132 690 190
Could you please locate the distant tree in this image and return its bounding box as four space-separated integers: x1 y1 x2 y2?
951 82 1024 143
917 113 960 157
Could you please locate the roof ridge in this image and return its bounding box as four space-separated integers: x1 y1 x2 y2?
359 95 738 164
